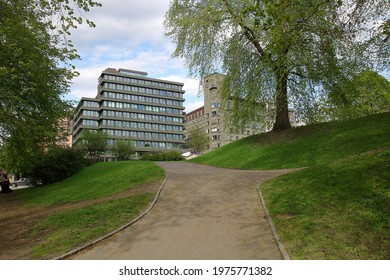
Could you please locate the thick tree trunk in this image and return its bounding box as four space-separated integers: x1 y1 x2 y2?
272 73 291 131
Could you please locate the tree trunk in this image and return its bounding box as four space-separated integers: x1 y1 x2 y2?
272 73 291 131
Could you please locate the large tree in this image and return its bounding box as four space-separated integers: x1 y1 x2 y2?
165 0 389 131
0 0 101 171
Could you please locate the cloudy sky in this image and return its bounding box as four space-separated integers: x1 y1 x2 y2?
67 0 204 113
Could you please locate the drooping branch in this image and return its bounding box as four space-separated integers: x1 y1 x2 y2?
221 0 268 60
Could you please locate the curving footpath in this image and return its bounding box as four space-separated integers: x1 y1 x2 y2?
71 162 296 260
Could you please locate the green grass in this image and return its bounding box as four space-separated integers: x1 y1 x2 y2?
13 161 165 259
192 112 390 169
192 112 390 259
30 193 154 259
261 149 389 259
17 161 165 206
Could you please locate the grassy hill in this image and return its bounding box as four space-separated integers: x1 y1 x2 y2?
193 112 390 259
14 161 165 259
17 161 165 206
191 112 390 169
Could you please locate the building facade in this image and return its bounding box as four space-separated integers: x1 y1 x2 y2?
185 73 265 151
185 73 295 152
73 68 185 156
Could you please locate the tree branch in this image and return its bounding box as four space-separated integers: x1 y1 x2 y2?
221 0 268 60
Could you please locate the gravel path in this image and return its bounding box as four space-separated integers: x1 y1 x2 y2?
72 162 296 260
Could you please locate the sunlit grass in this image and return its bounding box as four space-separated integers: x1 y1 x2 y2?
192 112 390 170
30 193 154 259
17 161 165 206
262 149 389 259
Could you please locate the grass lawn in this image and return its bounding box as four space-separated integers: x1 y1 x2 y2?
14 161 165 259
261 149 389 259
30 193 154 259
17 161 165 206
192 112 390 259
192 112 390 169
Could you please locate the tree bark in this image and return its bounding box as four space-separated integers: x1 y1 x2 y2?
272 72 291 131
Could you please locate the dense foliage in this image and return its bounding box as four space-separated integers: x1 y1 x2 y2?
165 0 389 131
32 147 89 185
326 70 390 120
0 0 101 172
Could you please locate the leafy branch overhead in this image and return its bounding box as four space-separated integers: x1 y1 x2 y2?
165 0 389 131
0 0 101 172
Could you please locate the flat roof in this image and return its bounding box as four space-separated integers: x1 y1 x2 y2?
102 67 184 86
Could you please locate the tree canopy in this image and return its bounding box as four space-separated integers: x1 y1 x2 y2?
0 0 101 172
111 140 135 161
327 70 390 120
165 0 389 131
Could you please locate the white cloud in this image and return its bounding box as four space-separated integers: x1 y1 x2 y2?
71 0 171 52
66 0 203 112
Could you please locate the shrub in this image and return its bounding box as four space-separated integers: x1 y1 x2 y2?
141 150 184 161
32 147 89 184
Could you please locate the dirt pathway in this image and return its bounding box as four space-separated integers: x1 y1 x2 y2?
72 162 296 260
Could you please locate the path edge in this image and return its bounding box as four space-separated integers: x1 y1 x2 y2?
257 186 291 260
55 175 168 260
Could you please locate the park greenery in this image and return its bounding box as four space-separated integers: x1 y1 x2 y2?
15 161 165 258
78 130 110 163
325 70 390 121
0 0 389 260
9 112 389 259
141 150 184 161
165 0 389 131
186 126 209 154
261 149 389 259
0 0 101 175
191 112 390 169
193 112 390 259
111 140 136 161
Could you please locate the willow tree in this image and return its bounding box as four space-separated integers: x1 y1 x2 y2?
165 0 389 131
0 0 101 172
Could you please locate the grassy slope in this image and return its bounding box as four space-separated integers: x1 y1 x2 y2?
15 161 165 259
262 150 389 259
191 112 390 169
30 193 154 259
17 161 165 206
193 112 390 259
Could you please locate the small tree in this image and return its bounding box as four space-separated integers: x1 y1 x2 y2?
111 140 135 161
186 126 209 154
79 130 108 163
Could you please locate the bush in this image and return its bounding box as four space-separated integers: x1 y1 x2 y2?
141 150 184 161
32 147 89 184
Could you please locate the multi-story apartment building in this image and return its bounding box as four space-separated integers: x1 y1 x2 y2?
56 116 73 148
73 68 185 156
185 73 294 152
184 106 205 131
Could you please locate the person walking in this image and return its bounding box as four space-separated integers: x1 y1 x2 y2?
1 173 12 195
